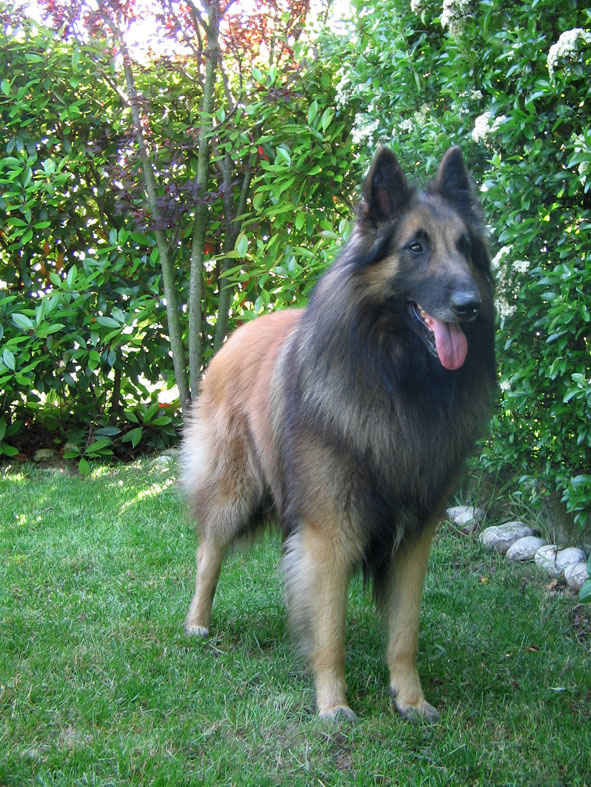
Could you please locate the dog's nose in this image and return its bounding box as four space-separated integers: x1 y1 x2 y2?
451 291 481 321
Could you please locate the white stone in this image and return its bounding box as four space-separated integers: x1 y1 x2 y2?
564 562 590 591
506 536 547 562
160 448 180 458
555 547 587 575
151 455 173 468
534 544 562 577
446 505 485 525
33 448 59 463
446 505 485 532
478 522 534 554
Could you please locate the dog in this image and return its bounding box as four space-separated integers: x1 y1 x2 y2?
182 146 496 722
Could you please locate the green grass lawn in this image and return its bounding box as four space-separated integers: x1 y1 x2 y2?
1 459 590 786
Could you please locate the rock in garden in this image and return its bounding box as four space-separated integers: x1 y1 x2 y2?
151 455 174 469
555 547 587 575
564 562 590 592
32 448 59 464
478 522 533 554
534 544 562 577
446 505 485 532
506 536 547 562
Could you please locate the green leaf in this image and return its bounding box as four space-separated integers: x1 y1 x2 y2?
1 78 10 95
96 316 120 328
43 323 65 336
78 457 91 476
2 348 15 371
321 108 335 132
307 100 319 127
95 426 120 437
85 438 113 455
579 581 591 603
276 147 291 165
122 427 143 448
235 232 249 257
12 313 34 331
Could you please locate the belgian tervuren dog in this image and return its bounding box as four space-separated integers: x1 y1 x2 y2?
182 146 495 722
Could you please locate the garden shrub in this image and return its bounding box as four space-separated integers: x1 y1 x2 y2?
0 9 355 462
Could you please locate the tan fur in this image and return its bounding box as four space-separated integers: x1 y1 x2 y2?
385 520 440 721
182 310 301 634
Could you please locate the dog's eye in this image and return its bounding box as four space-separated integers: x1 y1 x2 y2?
458 235 472 255
409 242 423 254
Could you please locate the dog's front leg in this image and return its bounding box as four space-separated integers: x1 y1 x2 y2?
284 522 357 721
384 520 440 722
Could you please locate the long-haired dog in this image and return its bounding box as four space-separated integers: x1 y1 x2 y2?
182 147 495 721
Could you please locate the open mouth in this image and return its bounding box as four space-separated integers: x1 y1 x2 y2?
410 302 468 371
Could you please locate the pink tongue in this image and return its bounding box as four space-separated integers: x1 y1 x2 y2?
430 316 468 370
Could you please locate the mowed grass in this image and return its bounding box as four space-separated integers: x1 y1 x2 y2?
1 460 590 786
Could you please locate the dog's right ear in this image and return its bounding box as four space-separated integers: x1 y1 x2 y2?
360 147 410 225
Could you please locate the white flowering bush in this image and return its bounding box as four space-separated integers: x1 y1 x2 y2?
547 28 591 76
471 113 506 145
324 0 591 528
440 0 471 37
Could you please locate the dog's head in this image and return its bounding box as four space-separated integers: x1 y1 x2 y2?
352 147 492 371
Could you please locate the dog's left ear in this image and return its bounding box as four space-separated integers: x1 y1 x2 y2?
361 147 410 224
434 146 473 202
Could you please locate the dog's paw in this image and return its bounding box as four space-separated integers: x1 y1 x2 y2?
318 704 358 723
392 692 440 724
184 624 209 638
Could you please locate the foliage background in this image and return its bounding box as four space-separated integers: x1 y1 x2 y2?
1 0 590 530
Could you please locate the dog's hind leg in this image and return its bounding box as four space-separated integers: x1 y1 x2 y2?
183 414 266 638
383 520 440 722
184 480 265 637
185 536 226 637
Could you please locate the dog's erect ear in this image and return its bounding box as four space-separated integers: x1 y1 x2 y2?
434 146 472 201
361 147 409 224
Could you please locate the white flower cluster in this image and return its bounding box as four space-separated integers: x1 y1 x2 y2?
491 246 517 320
335 69 353 110
547 28 591 77
491 245 511 273
570 132 591 188
351 115 380 146
441 0 471 37
513 259 530 274
393 106 430 138
471 112 506 145
411 0 426 13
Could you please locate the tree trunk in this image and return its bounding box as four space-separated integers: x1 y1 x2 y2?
121 51 191 418
188 2 220 397
213 151 255 352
